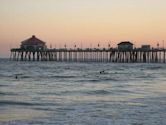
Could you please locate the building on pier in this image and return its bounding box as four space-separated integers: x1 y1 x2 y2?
118 41 133 50
21 35 47 50
141 45 151 50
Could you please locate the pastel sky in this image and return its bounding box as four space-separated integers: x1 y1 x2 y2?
0 0 166 57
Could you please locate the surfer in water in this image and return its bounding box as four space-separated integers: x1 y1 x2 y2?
15 75 18 79
100 70 105 74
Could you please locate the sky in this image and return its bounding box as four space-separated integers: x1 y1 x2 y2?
0 0 166 57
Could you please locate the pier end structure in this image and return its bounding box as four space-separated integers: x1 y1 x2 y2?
10 35 48 61
20 35 47 50
118 41 133 50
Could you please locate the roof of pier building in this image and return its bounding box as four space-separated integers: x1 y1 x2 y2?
117 41 134 50
118 41 133 46
21 35 46 46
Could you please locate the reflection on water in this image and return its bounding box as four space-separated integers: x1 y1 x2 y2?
150 82 166 93
0 108 47 122
0 59 166 125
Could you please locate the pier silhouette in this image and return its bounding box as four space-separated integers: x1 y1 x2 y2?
10 36 166 63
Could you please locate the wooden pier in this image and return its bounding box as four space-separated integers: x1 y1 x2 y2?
10 48 166 63
10 36 166 63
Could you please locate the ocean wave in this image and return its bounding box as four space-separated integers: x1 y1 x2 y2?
135 74 155 79
145 66 163 70
0 85 9 87
38 89 112 96
50 75 78 79
0 100 36 106
0 92 18 96
86 90 112 95
11 75 79 80
76 78 118 83
0 100 56 106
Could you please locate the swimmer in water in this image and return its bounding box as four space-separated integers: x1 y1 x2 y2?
15 75 18 79
100 70 105 74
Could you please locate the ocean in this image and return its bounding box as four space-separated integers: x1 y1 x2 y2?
0 59 166 125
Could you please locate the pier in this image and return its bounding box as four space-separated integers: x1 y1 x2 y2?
10 48 166 63
10 35 166 63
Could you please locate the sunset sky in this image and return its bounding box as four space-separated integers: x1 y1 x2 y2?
0 0 166 57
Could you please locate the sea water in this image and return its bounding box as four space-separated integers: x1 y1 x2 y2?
0 59 166 125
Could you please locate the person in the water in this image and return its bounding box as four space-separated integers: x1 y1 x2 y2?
100 70 105 74
15 75 18 79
